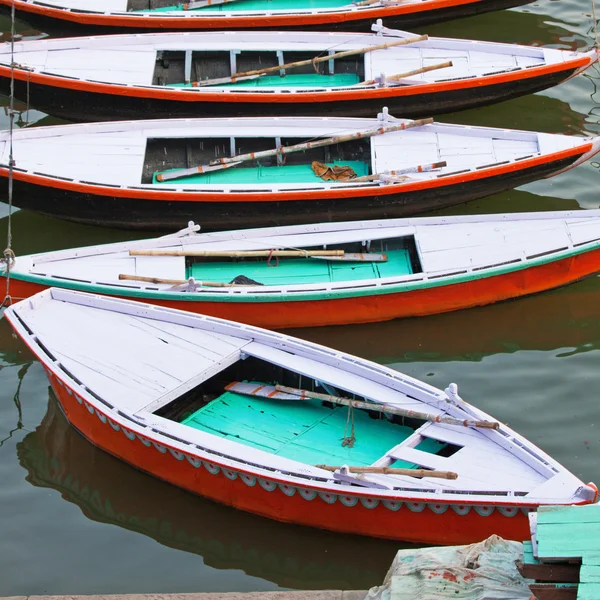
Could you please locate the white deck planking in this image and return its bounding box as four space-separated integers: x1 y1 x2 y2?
21 297 251 412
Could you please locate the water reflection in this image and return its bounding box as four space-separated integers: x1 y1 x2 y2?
0 361 30 447
17 394 407 591
293 276 600 364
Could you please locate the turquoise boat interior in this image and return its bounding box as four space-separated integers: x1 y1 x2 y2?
143 135 372 185
153 161 369 185
169 73 361 88
185 248 414 286
156 356 458 470
130 0 352 13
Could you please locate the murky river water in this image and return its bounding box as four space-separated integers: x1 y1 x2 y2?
2 1 600 594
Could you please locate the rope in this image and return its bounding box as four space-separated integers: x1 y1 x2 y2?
593 0 599 50
2 0 16 308
342 404 356 448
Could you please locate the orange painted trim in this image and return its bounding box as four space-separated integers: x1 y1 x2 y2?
1 0 493 30
1 143 592 203
36 372 529 544
0 55 591 105
8 243 600 328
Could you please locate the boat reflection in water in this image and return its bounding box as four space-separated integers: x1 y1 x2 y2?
17 394 405 590
294 276 600 364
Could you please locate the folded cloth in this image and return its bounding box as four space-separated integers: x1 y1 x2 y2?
311 161 357 182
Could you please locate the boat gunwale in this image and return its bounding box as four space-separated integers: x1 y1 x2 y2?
4 287 582 507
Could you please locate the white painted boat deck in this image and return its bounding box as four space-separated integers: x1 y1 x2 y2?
7 287 594 503
0 113 592 191
14 210 600 295
0 28 571 88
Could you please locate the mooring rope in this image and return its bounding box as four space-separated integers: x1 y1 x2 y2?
593 0 599 50
1 0 16 309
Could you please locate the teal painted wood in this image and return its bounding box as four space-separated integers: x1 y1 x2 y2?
170 73 361 88
186 249 412 286
579 564 600 583
182 389 422 467
145 0 351 13
522 541 540 565
577 583 600 600
153 160 370 185
538 504 600 525
537 522 600 558
375 251 414 279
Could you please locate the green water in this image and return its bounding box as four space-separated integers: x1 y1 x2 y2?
2 1 600 595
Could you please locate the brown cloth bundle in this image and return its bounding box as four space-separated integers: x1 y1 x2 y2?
311 161 358 182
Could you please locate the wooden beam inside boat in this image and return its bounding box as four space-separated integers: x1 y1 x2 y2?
315 465 459 480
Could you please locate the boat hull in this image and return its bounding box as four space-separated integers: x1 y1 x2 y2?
7 244 600 328
36 366 532 545
0 149 588 231
0 0 536 34
0 62 581 121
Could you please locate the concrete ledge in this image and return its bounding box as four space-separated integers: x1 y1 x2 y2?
2 592 367 600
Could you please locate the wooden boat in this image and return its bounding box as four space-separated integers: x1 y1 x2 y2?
0 0 536 34
0 24 594 121
5 210 600 329
5 288 597 544
1 111 598 231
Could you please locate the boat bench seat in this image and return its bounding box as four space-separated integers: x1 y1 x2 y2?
153 160 370 185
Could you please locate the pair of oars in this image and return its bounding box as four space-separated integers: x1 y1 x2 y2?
189 34 430 87
120 248 387 287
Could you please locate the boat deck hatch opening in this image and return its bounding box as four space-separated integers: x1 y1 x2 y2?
153 50 364 88
155 356 453 468
143 136 372 184
184 235 422 285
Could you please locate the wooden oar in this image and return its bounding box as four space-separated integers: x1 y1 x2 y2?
316 465 458 480
130 249 344 258
275 384 499 429
119 274 248 287
357 60 453 87
156 117 433 182
352 161 446 182
190 34 428 87
129 248 388 262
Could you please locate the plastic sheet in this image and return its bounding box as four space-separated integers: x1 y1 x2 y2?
366 534 534 600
